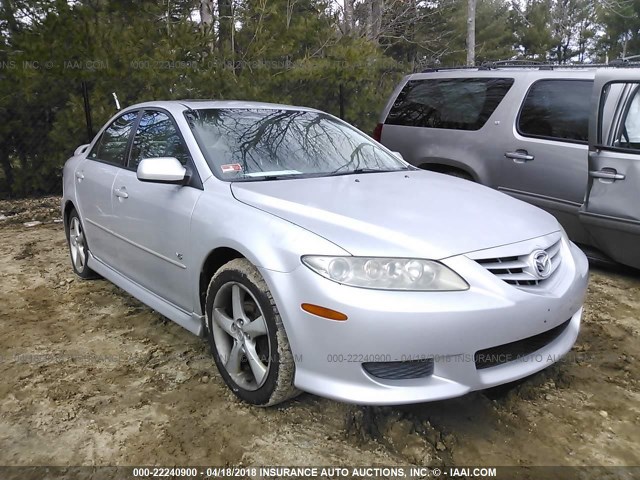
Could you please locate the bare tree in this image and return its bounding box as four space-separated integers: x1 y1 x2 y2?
376 0 457 62
199 0 214 32
466 0 476 65
197 0 215 52
286 0 299 29
332 0 460 63
370 0 383 42
344 0 354 34
219 0 234 53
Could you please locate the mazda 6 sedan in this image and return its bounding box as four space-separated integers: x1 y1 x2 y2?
62 100 589 406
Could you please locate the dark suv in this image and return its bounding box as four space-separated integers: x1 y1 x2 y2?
376 66 640 269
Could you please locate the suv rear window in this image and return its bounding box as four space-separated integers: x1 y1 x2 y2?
518 79 593 143
385 78 514 131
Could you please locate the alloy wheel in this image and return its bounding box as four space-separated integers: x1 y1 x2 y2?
211 282 271 390
69 217 86 272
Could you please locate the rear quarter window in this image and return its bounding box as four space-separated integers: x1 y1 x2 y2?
518 79 593 143
385 77 514 131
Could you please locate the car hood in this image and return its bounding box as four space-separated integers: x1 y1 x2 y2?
230 170 560 259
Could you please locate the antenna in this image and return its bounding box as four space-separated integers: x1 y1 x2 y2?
112 92 121 111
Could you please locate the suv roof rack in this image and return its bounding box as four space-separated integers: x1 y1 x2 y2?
420 59 640 73
485 60 546 66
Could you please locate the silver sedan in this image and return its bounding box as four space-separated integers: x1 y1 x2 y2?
62 101 589 406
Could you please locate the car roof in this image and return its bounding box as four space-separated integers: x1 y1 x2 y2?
126 99 320 113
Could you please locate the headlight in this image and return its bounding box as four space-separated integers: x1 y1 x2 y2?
301 256 469 291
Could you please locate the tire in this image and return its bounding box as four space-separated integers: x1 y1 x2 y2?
66 209 98 279
205 258 299 406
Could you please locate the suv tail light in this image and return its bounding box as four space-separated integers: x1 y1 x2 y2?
373 123 383 142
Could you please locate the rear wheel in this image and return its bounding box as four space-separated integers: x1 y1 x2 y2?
66 209 98 279
205 258 299 406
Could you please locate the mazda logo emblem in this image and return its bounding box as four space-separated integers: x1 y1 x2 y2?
530 250 552 279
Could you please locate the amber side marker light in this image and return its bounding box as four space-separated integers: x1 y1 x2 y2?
301 303 348 321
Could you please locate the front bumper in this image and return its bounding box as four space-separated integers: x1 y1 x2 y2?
261 237 589 405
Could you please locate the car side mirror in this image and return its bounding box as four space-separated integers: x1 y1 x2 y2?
136 157 188 185
392 151 404 161
74 144 90 157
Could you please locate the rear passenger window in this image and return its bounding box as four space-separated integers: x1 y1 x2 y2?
385 78 514 131
518 80 592 143
89 112 138 165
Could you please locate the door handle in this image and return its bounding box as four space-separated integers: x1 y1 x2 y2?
505 150 534 163
589 170 625 181
75 171 84 180
114 187 129 199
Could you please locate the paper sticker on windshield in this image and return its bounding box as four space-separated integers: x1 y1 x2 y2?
221 163 242 173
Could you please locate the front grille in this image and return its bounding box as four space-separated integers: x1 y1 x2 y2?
363 359 434 380
474 319 571 369
475 238 562 288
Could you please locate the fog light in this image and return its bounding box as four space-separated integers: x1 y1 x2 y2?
301 303 348 321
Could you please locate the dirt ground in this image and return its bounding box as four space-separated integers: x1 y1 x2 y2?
0 197 639 472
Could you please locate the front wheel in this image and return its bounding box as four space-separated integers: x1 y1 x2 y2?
205 258 299 406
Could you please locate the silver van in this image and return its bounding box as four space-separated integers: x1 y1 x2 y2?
377 66 640 269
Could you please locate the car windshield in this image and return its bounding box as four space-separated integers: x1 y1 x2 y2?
185 108 408 180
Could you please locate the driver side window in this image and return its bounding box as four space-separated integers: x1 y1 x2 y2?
129 110 191 170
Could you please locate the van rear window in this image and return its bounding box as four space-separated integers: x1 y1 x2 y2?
385 78 514 131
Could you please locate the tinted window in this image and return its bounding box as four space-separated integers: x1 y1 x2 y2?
386 78 514 131
89 112 138 165
186 109 407 180
518 80 592 142
129 111 190 169
620 86 640 150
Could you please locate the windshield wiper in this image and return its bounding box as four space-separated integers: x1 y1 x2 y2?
235 175 291 182
233 167 412 182
234 172 320 182
326 167 410 177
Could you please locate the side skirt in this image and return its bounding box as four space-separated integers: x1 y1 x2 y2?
87 253 205 337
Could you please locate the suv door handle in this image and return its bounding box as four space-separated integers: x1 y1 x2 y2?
589 170 626 181
505 150 534 163
114 187 129 199
75 171 84 180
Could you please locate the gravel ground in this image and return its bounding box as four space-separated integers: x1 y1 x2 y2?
0 197 638 473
